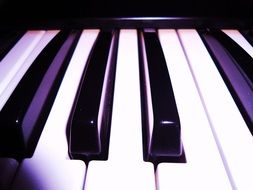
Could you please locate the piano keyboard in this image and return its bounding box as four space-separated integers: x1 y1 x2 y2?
1 28 253 190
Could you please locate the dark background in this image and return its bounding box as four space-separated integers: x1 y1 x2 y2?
0 0 253 19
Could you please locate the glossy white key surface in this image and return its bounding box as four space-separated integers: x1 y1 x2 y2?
11 30 100 190
85 30 156 190
0 30 59 110
156 29 231 190
0 31 45 104
178 29 253 189
222 29 253 57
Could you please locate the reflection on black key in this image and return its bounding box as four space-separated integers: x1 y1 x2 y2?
0 30 81 159
138 29 181 162
199 29 253 134
0 30 26 61
68 30 118 162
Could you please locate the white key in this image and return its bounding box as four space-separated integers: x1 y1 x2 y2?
11 30 99 190
156 29 232 190
85 30 156 190
222 29 253 57
0 30 59 110
0 30 45 103
178 29 253 189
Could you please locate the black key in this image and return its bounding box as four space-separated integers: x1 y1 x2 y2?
240 30 253 47
199 29 253 134
68 30 119 162
0 30 81 159
0 30 26 61
138 29 182 162
0 158 18 190
212 30 253 85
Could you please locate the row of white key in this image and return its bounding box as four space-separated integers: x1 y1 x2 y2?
2 28 253 189
0 30 59 110
178 29 253 189
85 30 156 190
157 29 232 189
10 30 99 190
0 31 45 109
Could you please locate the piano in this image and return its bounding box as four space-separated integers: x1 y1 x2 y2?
0 0 253 189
